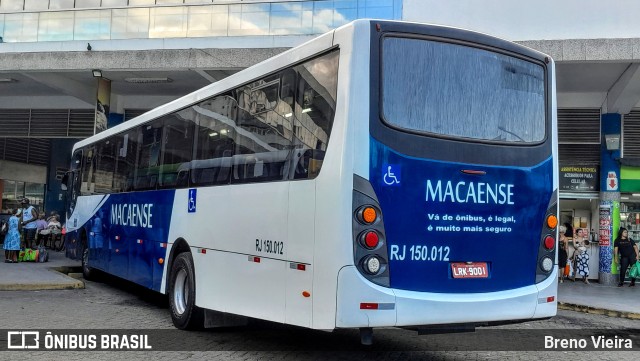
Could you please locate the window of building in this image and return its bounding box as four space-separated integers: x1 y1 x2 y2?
49 0 76 10
3 13 39 42
74 10 111 40
24 0 49 11
150 6 188 38
156 0 186 4
187 5 229 37
100 0 127 7
0 0 23 12
111 8 150 39
38 12 75 41
1 180 45 214
75 0 101 9
129 0 156 6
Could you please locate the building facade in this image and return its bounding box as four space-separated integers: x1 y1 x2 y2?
1 0 639 284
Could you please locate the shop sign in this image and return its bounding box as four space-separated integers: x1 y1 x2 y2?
599 206 611 247
559 165 599 192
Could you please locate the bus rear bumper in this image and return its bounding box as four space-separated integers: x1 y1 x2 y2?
336 266 557 328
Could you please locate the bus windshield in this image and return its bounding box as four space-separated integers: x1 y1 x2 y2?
381 36 546 143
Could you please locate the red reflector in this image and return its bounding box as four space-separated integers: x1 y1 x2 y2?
297 264 306 271
360 303 378 310
547 296 555 303
115 236 120 240
253 257 261 263
201 248 206 254
544 236 555 250
364 231 379 248
137 239 143 244
160 243 167 248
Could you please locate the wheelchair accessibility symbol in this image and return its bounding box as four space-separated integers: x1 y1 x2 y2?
188 189 197 213
383 165 400 186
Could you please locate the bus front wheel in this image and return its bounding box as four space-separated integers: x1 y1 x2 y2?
169 252 203 329
81 241 94 280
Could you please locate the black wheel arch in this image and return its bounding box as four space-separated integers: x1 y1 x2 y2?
165 237 191 293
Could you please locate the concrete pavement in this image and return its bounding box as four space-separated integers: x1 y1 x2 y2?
1 247 639 319
557 277 640 319
0 248 83 290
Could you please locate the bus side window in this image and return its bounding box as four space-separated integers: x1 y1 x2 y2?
293 149 324 179
158 114 195 189
192 94 237 186
80 147 96 195
134 120 163 191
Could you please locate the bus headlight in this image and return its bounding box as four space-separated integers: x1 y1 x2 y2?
363 255 381 274
540 256 553 272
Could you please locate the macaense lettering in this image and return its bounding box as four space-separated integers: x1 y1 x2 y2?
110 203 153 228
426 180 514 205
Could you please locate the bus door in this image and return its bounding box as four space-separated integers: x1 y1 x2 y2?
61 150 83 259
62 150 83 222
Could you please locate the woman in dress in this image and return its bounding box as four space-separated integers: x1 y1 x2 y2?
558 225 569 283
3 209 21 263
573 228 590 284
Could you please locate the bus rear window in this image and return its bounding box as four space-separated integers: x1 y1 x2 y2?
381 37 546 143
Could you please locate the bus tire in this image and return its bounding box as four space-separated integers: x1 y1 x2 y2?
81 241 94 281
169 252 203 330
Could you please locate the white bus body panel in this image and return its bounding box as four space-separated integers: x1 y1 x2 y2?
308 21 369 330
336 266 558 327
168 183 290 323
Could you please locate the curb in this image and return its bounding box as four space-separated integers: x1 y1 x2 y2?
558 302 640 320
0 267 85 291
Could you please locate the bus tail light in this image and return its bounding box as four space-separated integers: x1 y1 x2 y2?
536 192 558 283
543 236 555 250
363 255 381 274
357 206 378 224
353 175 390 287
360 230 380 249
540 256 554 272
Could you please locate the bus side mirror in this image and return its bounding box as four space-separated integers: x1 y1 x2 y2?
60 173 69 191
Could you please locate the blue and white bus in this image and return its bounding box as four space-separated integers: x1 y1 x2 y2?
62 19 558 343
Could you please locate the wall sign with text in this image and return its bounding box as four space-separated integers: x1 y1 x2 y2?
559 165 599 192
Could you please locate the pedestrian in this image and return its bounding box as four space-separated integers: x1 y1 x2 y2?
573 228 590 284
34 213 48 247
18 198 38 249
3 209 21 263
46 211 59 223
614 227 639 287
558 225 569 283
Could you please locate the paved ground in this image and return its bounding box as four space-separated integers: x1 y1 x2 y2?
0 248 82 291
558 279 640 318
1 250 639 360
0 273 638 360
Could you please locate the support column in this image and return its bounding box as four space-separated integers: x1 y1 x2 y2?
599 113 621 285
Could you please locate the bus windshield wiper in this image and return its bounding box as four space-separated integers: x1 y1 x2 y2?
497 126 525 142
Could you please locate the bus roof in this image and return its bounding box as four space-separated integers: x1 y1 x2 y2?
71 19 550 154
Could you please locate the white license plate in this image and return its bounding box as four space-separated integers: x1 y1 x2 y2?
451 262 489 279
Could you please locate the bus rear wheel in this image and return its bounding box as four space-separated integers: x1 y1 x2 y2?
169 252 203 330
